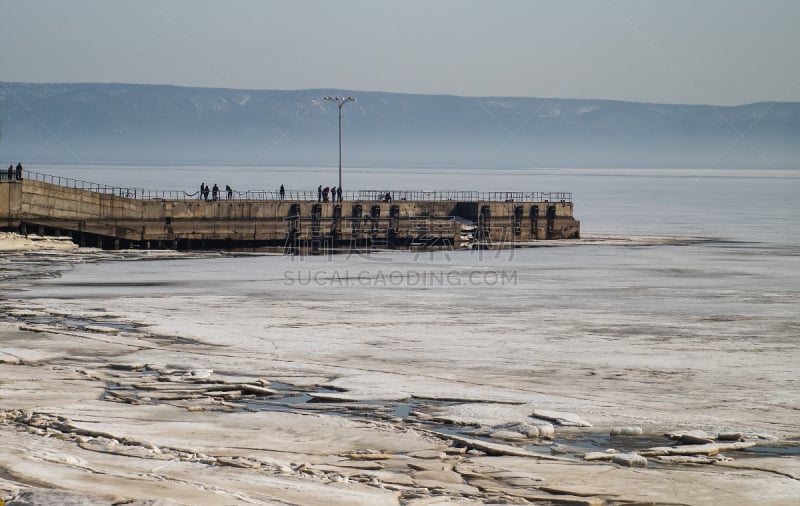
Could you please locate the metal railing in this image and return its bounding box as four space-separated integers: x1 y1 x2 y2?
358 190 572 202
18 170 571 203
20 170 193 199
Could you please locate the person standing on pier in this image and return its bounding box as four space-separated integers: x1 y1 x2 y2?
200 183 206 200
279 184 285 200
226 185 233 200
337 186 342 202
318 185 322 202
6 165 12 180
15 162 23 180
323 186 329 202
331 186 337 203
212 183 219 201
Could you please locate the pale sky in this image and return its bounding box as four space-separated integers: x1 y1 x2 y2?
2 0 799 105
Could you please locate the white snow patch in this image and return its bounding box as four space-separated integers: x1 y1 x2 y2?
233 93 251 106
577 105 601 115
430 402 537 427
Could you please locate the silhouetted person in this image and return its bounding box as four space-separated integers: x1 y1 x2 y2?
331 186 337 203
200 182 206 200
323 186 330 203
212 183 219 201
337 186 342 202
15 162 23 180
6 165 12 180
203 185 210 201
318 185 322 202
226 184 233 200
279 184 285 200
383 192 392 202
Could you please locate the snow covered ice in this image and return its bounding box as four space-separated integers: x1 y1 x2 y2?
1 167 799 505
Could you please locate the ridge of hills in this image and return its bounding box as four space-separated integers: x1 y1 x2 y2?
1 82 798 169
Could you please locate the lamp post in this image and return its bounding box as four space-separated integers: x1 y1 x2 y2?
323 96 355 196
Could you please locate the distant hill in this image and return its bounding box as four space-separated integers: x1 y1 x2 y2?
1 82 798 169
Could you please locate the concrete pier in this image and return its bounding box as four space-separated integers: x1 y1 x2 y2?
1 171 579 251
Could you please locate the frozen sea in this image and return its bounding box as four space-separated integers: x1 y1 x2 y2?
2 165 800 504
7 165 799 418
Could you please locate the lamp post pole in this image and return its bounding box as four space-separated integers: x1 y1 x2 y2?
324 96 355 196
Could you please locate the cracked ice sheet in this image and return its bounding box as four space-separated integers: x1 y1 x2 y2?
0 361 426 505
466 455 800 506
426 402 538 427
18 260 800 433
68 404 434 457
57 288 796 434
36 294 598 410
4 244 800 504
0 429 400 506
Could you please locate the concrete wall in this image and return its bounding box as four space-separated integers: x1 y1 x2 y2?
8 178 580 248
0 180 22 229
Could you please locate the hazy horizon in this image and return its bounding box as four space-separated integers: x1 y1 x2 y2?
3 82 797 170
6 80 799 108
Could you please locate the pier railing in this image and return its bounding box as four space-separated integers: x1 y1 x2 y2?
17 170 571 203
358 190 572 202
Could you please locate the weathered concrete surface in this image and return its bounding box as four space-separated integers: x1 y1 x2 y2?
0 179 22 229
1 178 579 248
